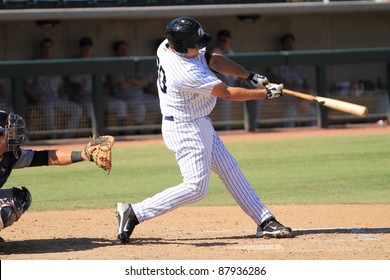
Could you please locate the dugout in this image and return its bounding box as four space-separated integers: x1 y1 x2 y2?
0 1 389 138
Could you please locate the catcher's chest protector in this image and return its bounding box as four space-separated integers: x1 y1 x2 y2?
0 152 19 188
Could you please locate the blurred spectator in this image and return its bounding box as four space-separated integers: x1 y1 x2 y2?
267 33 316 127
68 37 94 107
267 33 308 91
284 100 317 128
373 93 389 120
212 29 239 130
143 37 165 96
24 38 82 138
107 40 159 127
68 37 127 130
0 79 13 112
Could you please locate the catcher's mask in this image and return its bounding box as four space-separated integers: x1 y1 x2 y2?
0 111 26 158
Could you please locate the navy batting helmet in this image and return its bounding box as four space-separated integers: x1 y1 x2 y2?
166 17 212 53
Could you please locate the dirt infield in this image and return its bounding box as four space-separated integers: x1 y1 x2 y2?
1 125 390 260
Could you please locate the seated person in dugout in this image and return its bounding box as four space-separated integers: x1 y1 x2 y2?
24 38 82 138
267 33 316 127
107 40 159 126
68 37 127 128
0 79 13 113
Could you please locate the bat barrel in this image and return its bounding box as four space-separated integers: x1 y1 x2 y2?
283 89 368 117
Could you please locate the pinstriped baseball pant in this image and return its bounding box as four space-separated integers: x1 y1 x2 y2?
132 116 273 225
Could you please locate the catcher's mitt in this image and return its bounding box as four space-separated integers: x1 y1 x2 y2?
84 135 115 174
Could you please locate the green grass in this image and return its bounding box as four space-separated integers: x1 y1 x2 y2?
7 133 390 212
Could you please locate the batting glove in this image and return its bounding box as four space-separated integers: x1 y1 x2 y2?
266 83 284 99
247 71 269 89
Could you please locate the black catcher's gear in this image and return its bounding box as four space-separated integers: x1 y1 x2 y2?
0 186 32 230
0 111 26 159
166 17 212 53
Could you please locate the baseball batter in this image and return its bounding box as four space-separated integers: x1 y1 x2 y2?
117 17 292 243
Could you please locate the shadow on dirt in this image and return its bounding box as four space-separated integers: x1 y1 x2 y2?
0 237 115 255
125 235 255 247
294 227 390 236
129 238 235 247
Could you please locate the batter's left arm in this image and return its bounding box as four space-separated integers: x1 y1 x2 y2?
207 52 268 89
208 52 250 79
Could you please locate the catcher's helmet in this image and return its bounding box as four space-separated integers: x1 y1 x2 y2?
0 111 26 158
166 17 212 53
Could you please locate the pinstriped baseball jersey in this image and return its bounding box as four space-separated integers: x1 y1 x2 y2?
131 39 274 227
157 40 220 122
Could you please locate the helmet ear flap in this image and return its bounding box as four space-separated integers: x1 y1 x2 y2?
166 31 186 53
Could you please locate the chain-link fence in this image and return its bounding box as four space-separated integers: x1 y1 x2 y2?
1 49 389 139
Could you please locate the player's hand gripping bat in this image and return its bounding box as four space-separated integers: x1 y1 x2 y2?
283 89 368 117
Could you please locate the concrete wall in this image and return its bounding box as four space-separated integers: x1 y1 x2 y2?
0 11 389 88
1 12 389 59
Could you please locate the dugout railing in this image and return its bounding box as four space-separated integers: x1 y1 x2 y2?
0 0 336 10
0 47 389 139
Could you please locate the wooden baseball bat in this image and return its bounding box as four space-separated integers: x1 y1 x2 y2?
283 89 368 117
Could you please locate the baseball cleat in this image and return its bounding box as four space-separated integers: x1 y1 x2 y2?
256 217 293 238
116 203 139 244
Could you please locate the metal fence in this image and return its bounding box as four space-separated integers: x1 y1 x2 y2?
0 48 389 139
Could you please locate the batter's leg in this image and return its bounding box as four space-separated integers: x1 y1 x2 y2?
210 131 273 225
131 117 214 223
118 118 215 243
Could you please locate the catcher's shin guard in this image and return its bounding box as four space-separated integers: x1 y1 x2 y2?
0 186 32 230
0 204 19 229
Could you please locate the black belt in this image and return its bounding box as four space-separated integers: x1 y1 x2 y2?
164 116 174 121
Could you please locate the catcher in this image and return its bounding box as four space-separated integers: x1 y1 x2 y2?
0 110 114 240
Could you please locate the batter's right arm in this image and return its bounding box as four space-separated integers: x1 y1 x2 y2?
212 82 283 101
